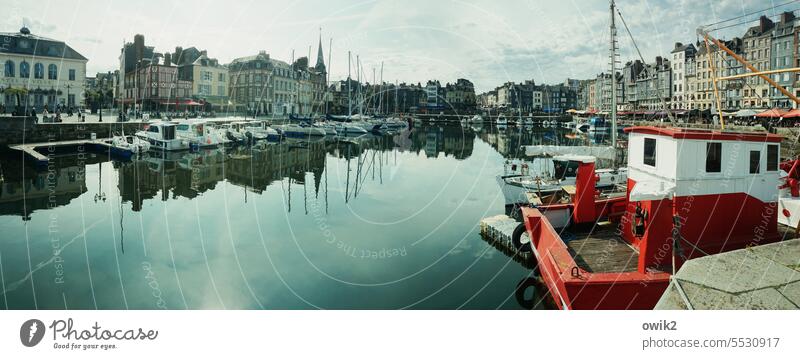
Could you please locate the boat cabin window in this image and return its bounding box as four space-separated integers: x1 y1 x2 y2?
749 150 760 174
553 160 579 180
177 124 190 131
705 142 721 173
162 125 176 140
147 126 159 133
767 144 778 171
643 138 656 166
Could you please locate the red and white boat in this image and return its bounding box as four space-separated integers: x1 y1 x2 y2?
518 126 792 309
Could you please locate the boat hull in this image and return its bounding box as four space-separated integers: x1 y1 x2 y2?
523 207 671 310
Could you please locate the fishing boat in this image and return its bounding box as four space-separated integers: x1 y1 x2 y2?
515 126 789 309
274 123 326 138
242 121 282 141
332 121 368 135
497 146 627 205
98 135 151 159
312 122 339 136
175 119 231 147
587 116 610 132
135 121 191 151
216 123 247 143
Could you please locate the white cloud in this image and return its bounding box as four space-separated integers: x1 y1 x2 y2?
5 0 782 91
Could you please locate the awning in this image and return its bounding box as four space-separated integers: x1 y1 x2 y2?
734 109 759 117
782 109 800 118
755 108 788 118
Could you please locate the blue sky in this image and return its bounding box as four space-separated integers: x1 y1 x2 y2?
2 0 791 92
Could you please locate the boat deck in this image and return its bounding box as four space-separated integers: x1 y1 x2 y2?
565 222 639 273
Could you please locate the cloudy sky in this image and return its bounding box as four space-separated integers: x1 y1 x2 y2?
2 0 791 92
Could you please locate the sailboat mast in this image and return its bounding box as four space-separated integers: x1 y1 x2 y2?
609 0 618 147
348 51 352 117
357 55 362 115
379 62 384 115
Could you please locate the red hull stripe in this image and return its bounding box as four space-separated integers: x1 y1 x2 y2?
624 126 782 143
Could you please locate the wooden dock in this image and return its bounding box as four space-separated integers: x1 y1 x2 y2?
9 138 123 167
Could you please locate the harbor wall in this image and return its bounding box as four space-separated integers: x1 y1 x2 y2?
0 116 146 145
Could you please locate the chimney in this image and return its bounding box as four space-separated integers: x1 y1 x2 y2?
781 11 795 23
164 52 171 66
674 42 683 50
134 34 145 62
759 15 773 32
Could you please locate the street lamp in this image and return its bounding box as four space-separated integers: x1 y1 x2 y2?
99 91 103 122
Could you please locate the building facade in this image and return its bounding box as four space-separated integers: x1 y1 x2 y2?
770 12 796 108
742 16 774 109
1 26 87 113
670 42 696 109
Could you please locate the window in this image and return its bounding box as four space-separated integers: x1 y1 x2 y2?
749 151 760 174
48 64 58 79
643 138 656 166
218 73 225 82
148 126 159 133
69 69 75 81
20 61 29 78
767 144 778 171
4 60 14 77
706 142 722 173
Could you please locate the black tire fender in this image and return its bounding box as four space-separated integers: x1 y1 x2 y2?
512 222 532 253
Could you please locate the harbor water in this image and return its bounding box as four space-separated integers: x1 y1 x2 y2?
0 123 606 309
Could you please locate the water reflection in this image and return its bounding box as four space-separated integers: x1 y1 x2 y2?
0 124 603 309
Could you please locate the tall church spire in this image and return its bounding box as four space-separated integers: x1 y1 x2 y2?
315 27 326 73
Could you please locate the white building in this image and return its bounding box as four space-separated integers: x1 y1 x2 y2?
670 42 696 110
1 27 87 113
532 88 543 111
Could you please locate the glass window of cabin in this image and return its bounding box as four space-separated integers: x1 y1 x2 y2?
163 126 175 140
749 150 760 174
767 144 778 171
643 138 656 166
706 142 722 173
148 126 159 133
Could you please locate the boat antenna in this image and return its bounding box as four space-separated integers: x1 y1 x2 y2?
615 5 676 125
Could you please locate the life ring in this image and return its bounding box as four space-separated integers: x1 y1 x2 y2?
512 222 532 253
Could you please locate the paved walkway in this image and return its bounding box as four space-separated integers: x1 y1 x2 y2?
655 239 800 309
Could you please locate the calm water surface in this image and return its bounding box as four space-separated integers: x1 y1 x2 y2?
0 124 602 309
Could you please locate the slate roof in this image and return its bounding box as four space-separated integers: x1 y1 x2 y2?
0 27 87 61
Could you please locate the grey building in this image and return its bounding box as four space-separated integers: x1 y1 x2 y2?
770 11 796 108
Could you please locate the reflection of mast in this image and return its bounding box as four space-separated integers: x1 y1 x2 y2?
120 193 124 254
94 163 106 202
345 145 351 203
303 172 308 215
